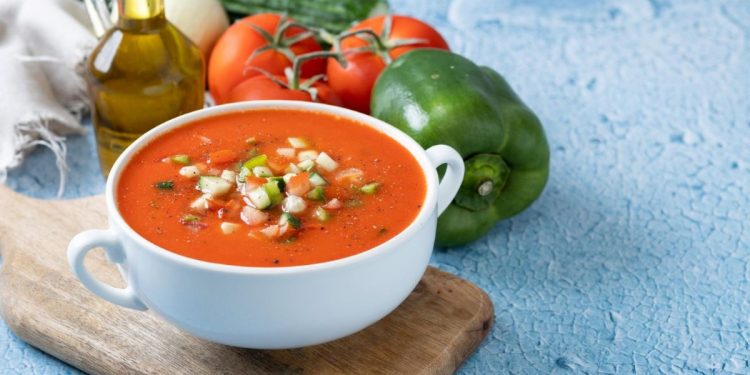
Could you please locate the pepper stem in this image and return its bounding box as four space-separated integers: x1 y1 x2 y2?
453 153 510 212
477 180 494 196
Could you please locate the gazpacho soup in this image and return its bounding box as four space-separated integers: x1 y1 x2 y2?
117 109 427 267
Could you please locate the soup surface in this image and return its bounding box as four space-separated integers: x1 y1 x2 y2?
117 109 426 267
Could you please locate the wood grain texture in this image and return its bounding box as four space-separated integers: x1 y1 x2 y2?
0 186 493 374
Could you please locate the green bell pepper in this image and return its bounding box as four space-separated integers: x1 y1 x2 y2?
371 49 550 247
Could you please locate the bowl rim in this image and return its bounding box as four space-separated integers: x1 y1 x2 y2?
105 100 439 275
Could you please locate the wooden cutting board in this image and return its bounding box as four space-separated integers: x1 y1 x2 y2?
0 185 493 374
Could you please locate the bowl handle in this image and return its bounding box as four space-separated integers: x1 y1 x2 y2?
425 145 465 216
67 229 147 311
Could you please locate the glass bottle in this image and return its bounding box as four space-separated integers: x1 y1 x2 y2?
85 0 204 176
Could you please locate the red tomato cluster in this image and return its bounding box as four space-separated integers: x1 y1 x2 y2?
208 13 449 114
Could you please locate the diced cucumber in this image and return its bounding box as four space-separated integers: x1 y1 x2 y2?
316 152 338 171
220 170 237 182
282 195 307 213
238 167 250 183
298 150 319 162
247 187 271 209
242 154 267 170
286 163 301 174
288 137 309 148
280 212 302 229
263 180 283 205
252 166 273 177
197 176 233 197
297 159 315 171
314 207 330 222
361 182 381 195
306 186 325 201
179 165 200 178
268 177 286 194
220 222 240 234
277 148 296 158
309 172 328 186
171 154 190 165
282 173 296 183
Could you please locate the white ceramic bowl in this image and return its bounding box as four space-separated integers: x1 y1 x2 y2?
67 101 464 349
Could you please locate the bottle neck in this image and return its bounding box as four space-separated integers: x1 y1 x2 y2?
117 0 166 30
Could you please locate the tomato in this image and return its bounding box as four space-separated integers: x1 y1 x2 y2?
227 75 342 106
327 15 449 113
208 13 325 104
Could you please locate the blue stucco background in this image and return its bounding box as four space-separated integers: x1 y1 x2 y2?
3 0 750 373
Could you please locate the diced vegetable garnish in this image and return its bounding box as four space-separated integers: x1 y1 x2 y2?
180 214 201 223
286 174 311 196
308 172 327 186
197 176 232 197
360 182 381 194
241 206 268 226
155 180 174 190
306 186 325 201
280 212 302 229
220 222 240 234
190 194 209 212
179 165 200 178
288 137 309 148
282 173 296 183
335 168 364 183
247 187 271 209
209 149 236 164
243 154 268 170
346 198 363 208
282 195 307 213
314 207 330 222
298 150 319 162
252 166 273 177
286 163 301 173
220 170 237 182
316 152 338 171
171 154 190 165
323 198 343 210
260 224 281 238
246 136 256 145
263 180 283 205
268 176 286 191
297 159 315 171
276 148 296 158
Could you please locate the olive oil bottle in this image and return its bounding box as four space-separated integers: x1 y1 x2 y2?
85 0 204 176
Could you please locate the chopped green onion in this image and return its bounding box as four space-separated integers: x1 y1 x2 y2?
280 212 302 229
243 154 267 170
306 186 326 201
345 198 362 208
314 207 330 222
263 180 283 205
253 166 273 177
309 172 328 186
181 214 200 223
360 182 381 195
171 154 190 165
155 180 174 190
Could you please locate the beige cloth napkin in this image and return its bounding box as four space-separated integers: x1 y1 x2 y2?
0 0 95 195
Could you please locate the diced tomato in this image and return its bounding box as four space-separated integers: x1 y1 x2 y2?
267 159 287 174
209 149 236 164
205 197 227 211
219 199 243 220
194 162 208 173
287 173 311 196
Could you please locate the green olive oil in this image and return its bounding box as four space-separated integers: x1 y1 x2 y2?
85 0 204 176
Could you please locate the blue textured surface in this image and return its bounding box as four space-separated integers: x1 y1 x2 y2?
3 0 750 373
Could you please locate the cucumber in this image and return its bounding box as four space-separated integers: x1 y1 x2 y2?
309 172 327 186
221 0 390 34
263 180 283 205
197 176 232 197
